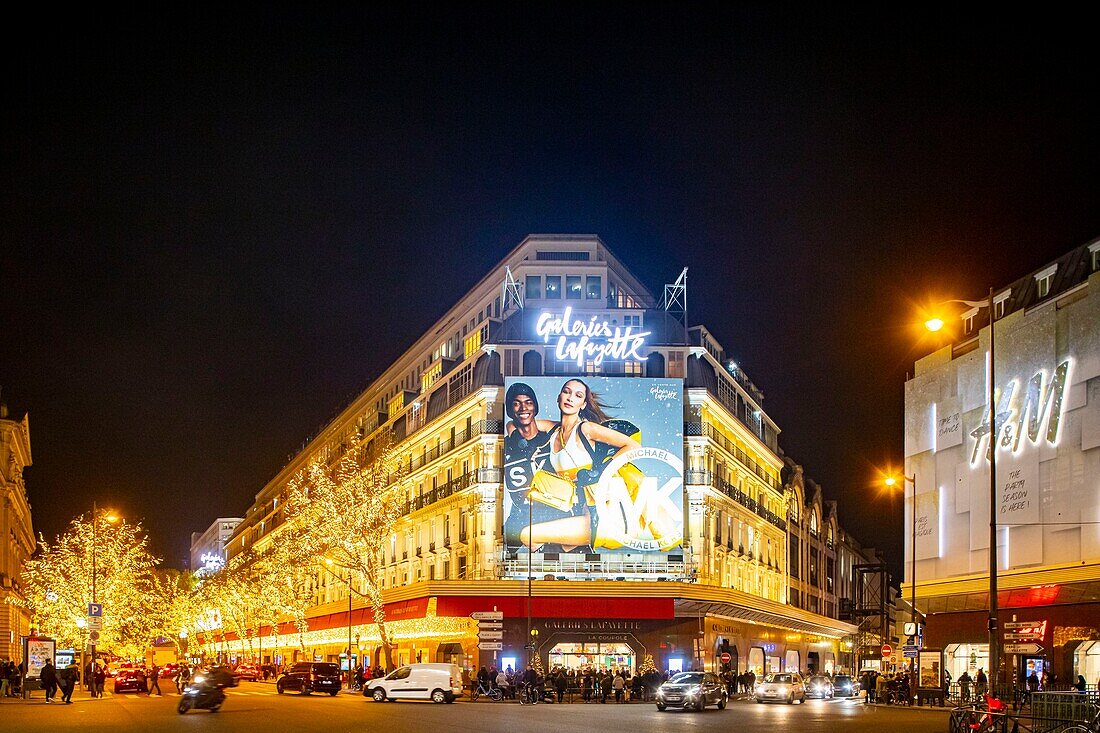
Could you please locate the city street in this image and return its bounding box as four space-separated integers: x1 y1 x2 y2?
0 682 951 733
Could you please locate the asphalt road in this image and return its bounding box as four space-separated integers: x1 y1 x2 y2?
0 682 952 732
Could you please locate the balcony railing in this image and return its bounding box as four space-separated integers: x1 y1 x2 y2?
403 419 503 475
400 467 502 516
684 423 780 490
686 469 787 531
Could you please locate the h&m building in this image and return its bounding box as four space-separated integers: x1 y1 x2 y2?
904 238 1100 684
222 234 858 676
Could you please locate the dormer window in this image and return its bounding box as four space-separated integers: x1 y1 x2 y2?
1090 243 1100 272
1034 264 1057 298
962 307 978 334
993 290 1011 319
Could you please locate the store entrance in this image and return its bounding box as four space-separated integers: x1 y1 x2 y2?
548 642 635 673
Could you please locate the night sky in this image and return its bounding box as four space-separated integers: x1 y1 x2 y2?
4 7 1098 578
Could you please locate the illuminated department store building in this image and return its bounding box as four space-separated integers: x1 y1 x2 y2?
903 238 1100 684
225 234 855 676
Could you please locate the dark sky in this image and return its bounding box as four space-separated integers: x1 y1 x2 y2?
3 7 1097 577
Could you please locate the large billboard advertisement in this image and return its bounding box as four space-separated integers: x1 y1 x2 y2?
503 376 684 555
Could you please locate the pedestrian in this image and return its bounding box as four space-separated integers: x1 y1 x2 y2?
40 659 57 703
958 671 972 702
975 668 987 698
149 664 162 695
613 671 625 703
60 662 79 703
0 661 11 701
1074 675 1087 693
554 671 567 703
94 662 106 698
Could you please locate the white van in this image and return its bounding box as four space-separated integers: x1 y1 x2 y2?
366 663 464 703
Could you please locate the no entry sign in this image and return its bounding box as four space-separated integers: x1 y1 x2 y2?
881 644 893 658
720 652 732 664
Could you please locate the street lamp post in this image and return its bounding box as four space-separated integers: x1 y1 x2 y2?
89 503 119 669
925 287 1000 687
885 473 918 670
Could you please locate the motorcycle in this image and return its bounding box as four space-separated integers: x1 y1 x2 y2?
177 673 229 714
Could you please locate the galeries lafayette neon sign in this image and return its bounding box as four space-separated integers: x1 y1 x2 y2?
536 307 650 366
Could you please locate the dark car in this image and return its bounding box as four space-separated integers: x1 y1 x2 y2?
113 667 145 694
805 675 833 699
832 674 859 697
203 666 240 687
655 671 728 711
276 662 342 696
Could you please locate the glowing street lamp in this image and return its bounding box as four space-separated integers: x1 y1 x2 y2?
90 503 120 667
921 288 1000 687
885 473 918 670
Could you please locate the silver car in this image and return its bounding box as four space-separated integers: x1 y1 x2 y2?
755 672 806 704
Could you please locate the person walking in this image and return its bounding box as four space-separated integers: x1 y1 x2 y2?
554 671 567 703
94 662 106 698
958 670 972 702
975 668 988 698
0 660 11 701
59 662 79 704
40 660 58 703
149 664 162 696
612 671 625 703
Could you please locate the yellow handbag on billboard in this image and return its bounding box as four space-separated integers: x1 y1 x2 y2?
528 470 577 512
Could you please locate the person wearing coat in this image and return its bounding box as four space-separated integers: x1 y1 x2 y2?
40 661 58 703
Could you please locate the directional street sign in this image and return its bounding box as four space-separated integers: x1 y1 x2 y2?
477 642 503 651
477 621 503 629
1004 643 1044 655
902 645 919 658
87 603 103 618
1004 633 1044 640
471 611 504 621
478 630 504 640
1003 621 1043 630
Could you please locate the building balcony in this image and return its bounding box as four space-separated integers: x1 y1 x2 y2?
685 469 787 531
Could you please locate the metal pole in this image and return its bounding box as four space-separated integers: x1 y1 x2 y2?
526 495 532 668
987 287 1000 689
348 572 353 690
91 501 97 667
910 473 917 672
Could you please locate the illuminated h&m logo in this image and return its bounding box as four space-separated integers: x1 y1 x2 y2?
969 360 1070 464
536 307 650 366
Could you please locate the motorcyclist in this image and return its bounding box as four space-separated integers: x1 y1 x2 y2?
178 668 231 714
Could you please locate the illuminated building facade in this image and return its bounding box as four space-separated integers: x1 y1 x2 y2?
223 234 855 675
190 517 243 574
0 403 34 661
904 238 1100 684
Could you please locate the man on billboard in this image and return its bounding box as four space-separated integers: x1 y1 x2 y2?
503 383 552 551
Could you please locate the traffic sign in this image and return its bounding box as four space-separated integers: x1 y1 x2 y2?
880 644 893 657
86 617 103 631
1004 633 1044 640
719 652 732 664
477 642 503 651
1004 643 1044 655
471 611 504 621
87 603 103 617
89 630 100 642
477 621 503 630
1003 621 1044 629
478 630 504 640
903 645 919 659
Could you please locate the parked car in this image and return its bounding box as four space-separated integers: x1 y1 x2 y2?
805 675 833 699
160 662 179 679
655 671 728 711
832 674 859 697
755 672 806 704
277 662 342 696
113 667 145 694
365 663 463 703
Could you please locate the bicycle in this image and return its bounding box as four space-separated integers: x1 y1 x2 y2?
471 681 503 701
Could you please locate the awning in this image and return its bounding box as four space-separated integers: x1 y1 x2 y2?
437 642 464 655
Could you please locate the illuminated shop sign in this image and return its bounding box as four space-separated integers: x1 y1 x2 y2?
536 307 649 366
969 360 1070 465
